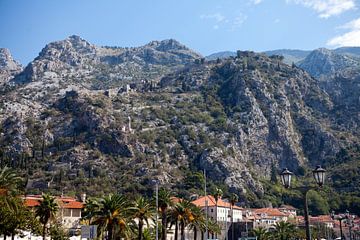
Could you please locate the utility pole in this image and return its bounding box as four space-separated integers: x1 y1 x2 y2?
156 181 159 240
204 169 208 240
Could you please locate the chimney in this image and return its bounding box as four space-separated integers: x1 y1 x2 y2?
80 193 86 203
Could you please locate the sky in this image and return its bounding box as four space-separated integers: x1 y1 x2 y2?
1 0 360 64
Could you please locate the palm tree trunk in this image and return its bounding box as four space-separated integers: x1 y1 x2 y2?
194 226 197 240
4 235 6 240
231 205 234 240
42 223 46 240
138 220 143 240
201 231 204 240
161 209 167 240
180 222 185 240
11 233 15 240
215 200 218 239
108 224 113 240
175 220 178 240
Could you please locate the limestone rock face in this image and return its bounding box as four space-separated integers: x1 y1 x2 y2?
0 38 359 200
0 48 22 84
299 48 360 79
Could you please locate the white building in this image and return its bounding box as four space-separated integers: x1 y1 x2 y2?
192 195 243 222
24 195 84 231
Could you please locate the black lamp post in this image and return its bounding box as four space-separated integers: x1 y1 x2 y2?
331 210 346 240
280 165 326 240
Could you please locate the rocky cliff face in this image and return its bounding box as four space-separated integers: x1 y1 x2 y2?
0 37 359 205
0 48 22 84
298 48 360 79
14 35 201 89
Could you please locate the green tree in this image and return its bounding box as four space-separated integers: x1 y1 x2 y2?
171 200 196 240
213 187 223 238
271 221 296 240
252 227 269 240
0 197 37 240
93 194 131 240
35 194 59 240
229 193 238 240
158 188 173 240
0 166 22 195
82 198 100 225
187 204 205 240
130 196 155 240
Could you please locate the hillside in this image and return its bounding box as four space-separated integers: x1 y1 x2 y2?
1 37 360 213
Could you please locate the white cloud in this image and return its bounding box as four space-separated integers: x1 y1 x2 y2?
200 12 247 30
230 14 248 31
200 13 226 23
250 0 263 5
286 0 356 18
274 18 281 23
327 18 360 47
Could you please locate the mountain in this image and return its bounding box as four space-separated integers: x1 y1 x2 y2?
334 47 360 58
14 35 202 89
0 48 22 84
206 51 236 60
1 37 360 212
264 49 311 64
298 48 360 79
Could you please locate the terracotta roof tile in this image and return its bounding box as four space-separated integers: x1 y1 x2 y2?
24 198 40 207
253 208 287 217
192 195 242 210
23 195 83 209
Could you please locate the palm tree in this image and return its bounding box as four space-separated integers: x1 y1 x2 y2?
213 188 223 238
187 204 205 240
272 221 295 240
171 200 196 240
252 227 269 240
207 218 221 238
130 196 155 240
0 196 33 240
229 193 238 240
35 194 59 240
93 194 131 240
158 188 172 240
0 166 22 195
82 198 100 225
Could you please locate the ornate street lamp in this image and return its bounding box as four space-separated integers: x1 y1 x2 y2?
280 168 293 189
331 210 346 240
313 165 326 187
280 166 326 240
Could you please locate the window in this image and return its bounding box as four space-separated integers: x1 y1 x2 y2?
211 209 213 212
72 209 81 217
63 209 71 217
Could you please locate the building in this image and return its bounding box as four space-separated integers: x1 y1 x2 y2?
23 195 84 231
278 204 297 218
192 195 243 222
252 208 288 229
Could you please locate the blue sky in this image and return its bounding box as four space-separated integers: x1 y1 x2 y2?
1 0 359 64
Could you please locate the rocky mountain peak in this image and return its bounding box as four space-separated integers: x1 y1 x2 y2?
0 48 22 84
146 39 189 52
36 35 96 62
299 48 360 79
0 48 22 71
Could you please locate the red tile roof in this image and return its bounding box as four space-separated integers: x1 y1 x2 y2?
24 198 40 207
192 195 242 210
253 208 287 217
279 205 297 210
23 195 83 209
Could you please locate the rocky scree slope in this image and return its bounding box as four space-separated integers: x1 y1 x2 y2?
0 48 23 84
0 38 359 209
